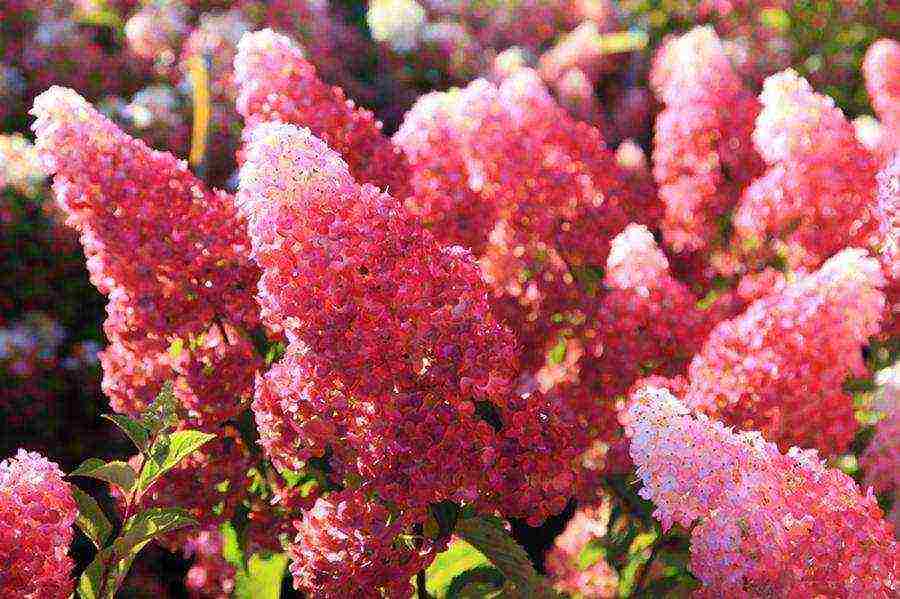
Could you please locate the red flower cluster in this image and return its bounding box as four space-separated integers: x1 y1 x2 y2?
650 26 763 259
31 87 262 428
234 29 411 199
239 122 596 593
588 224 732 399
622 383 899 597
290 490 434 599
685 249 886 456
397 69 659 392
0 450 77 599
733 69 880 271
864 39 900 159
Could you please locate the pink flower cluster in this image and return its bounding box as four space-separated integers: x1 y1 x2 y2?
545 491 618 598
686 249 886 456
238 122 595 593
622 384 899 597
863 38 900 159
290 490 434 599
31 87 262 428
861 365 899 508
234 29 411 199
0 450 77 599
875 155 899 337
588 224 730 399
650 26 763 259
397 69 659 399
733 69 880 271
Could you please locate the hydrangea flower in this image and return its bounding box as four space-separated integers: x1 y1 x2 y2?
0 450 76 598
685 248 886 456
31 87 262 427
622 384 899 596
733 69 880 270
234 29 411 198
650 26 763 257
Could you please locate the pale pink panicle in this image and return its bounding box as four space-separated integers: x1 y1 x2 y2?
650 27 763 256
0 450 77 598
733 69 880 269
234 29 410 198
875 155 899 336
685 248 886 456
622 384 899 596
863 39 900 157
650 26 742 107
605 224 669 292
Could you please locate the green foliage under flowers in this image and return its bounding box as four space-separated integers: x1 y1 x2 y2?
70 383 213 599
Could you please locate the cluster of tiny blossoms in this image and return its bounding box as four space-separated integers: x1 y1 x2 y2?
861 363 900 530
30 87 265 590
238 122 594 594
650 26 763 260
622 384 899 597
545 490 618 598
686 249 886 456
14 11 900 597
395 67 659 393
732 69 880 271
0 450 77 598
31 87 262 428
234 29 411 199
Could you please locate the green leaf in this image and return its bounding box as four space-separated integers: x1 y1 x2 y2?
548 338 567 364
220 521 245 568
140 382 180 434
136 429 215 494
455 517 560 598
576 538 607 571
72 487 113 549
71 459 137 494
77 549 109 599
447 568 506 598
427 539 494 598
115 508 197 554
617 529 659 597
233 552 289 599
102 414 150 453
79 544 151 599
